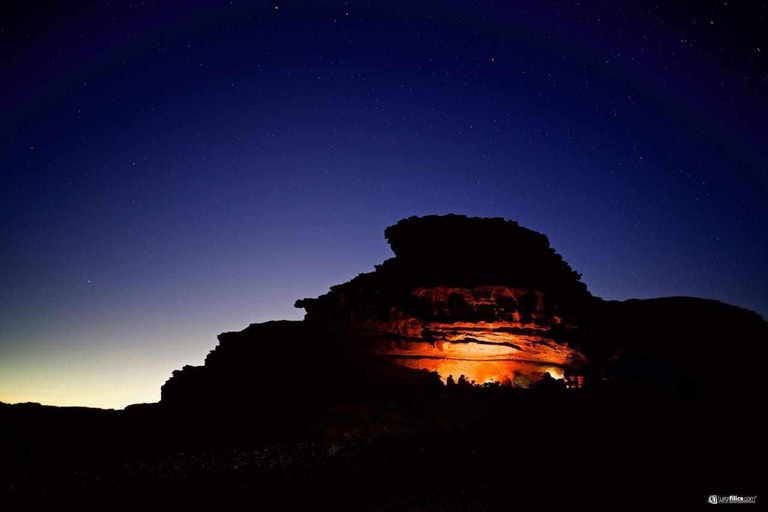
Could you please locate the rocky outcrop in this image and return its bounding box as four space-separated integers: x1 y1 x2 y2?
294 215 596 387
161 320 443 407
162 214 767 406
296 284 588 386
588 296 768 399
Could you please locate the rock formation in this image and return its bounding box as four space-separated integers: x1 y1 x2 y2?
161 214 767 406
591 296 768 399
294 215 595 387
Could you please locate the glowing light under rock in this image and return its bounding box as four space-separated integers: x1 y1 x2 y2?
299 284 589 388
544 367 565 380
393 357 567 387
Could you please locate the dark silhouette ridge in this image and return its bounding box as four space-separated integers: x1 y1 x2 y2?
161 320 443 415
588 296 768 400
2 214 766 509
161 214 767 408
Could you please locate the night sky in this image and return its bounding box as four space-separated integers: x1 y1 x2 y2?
2 1 766 408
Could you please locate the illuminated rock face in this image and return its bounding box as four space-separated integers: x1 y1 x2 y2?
296 215 593 387
161 214 768 405
300 285 586 386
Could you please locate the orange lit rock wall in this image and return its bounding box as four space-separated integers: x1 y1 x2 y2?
315 285 586 386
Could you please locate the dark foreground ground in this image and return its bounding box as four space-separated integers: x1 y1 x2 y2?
1 386 764 511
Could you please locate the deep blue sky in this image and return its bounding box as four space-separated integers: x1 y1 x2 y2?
2 1 766 407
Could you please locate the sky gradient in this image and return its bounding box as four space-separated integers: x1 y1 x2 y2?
2 1 766 408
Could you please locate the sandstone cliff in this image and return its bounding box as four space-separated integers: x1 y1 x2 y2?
162 214 767 405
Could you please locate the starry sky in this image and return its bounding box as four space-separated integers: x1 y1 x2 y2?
2 1 766 408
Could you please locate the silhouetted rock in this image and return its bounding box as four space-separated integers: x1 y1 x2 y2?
161 320 443 415
295 215 593 387
589 296 768 401
160 214 767 409
3 215 767 510
531 371 567 392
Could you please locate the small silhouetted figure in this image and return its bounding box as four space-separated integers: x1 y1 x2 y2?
457 375 470 388
446 375 456 387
